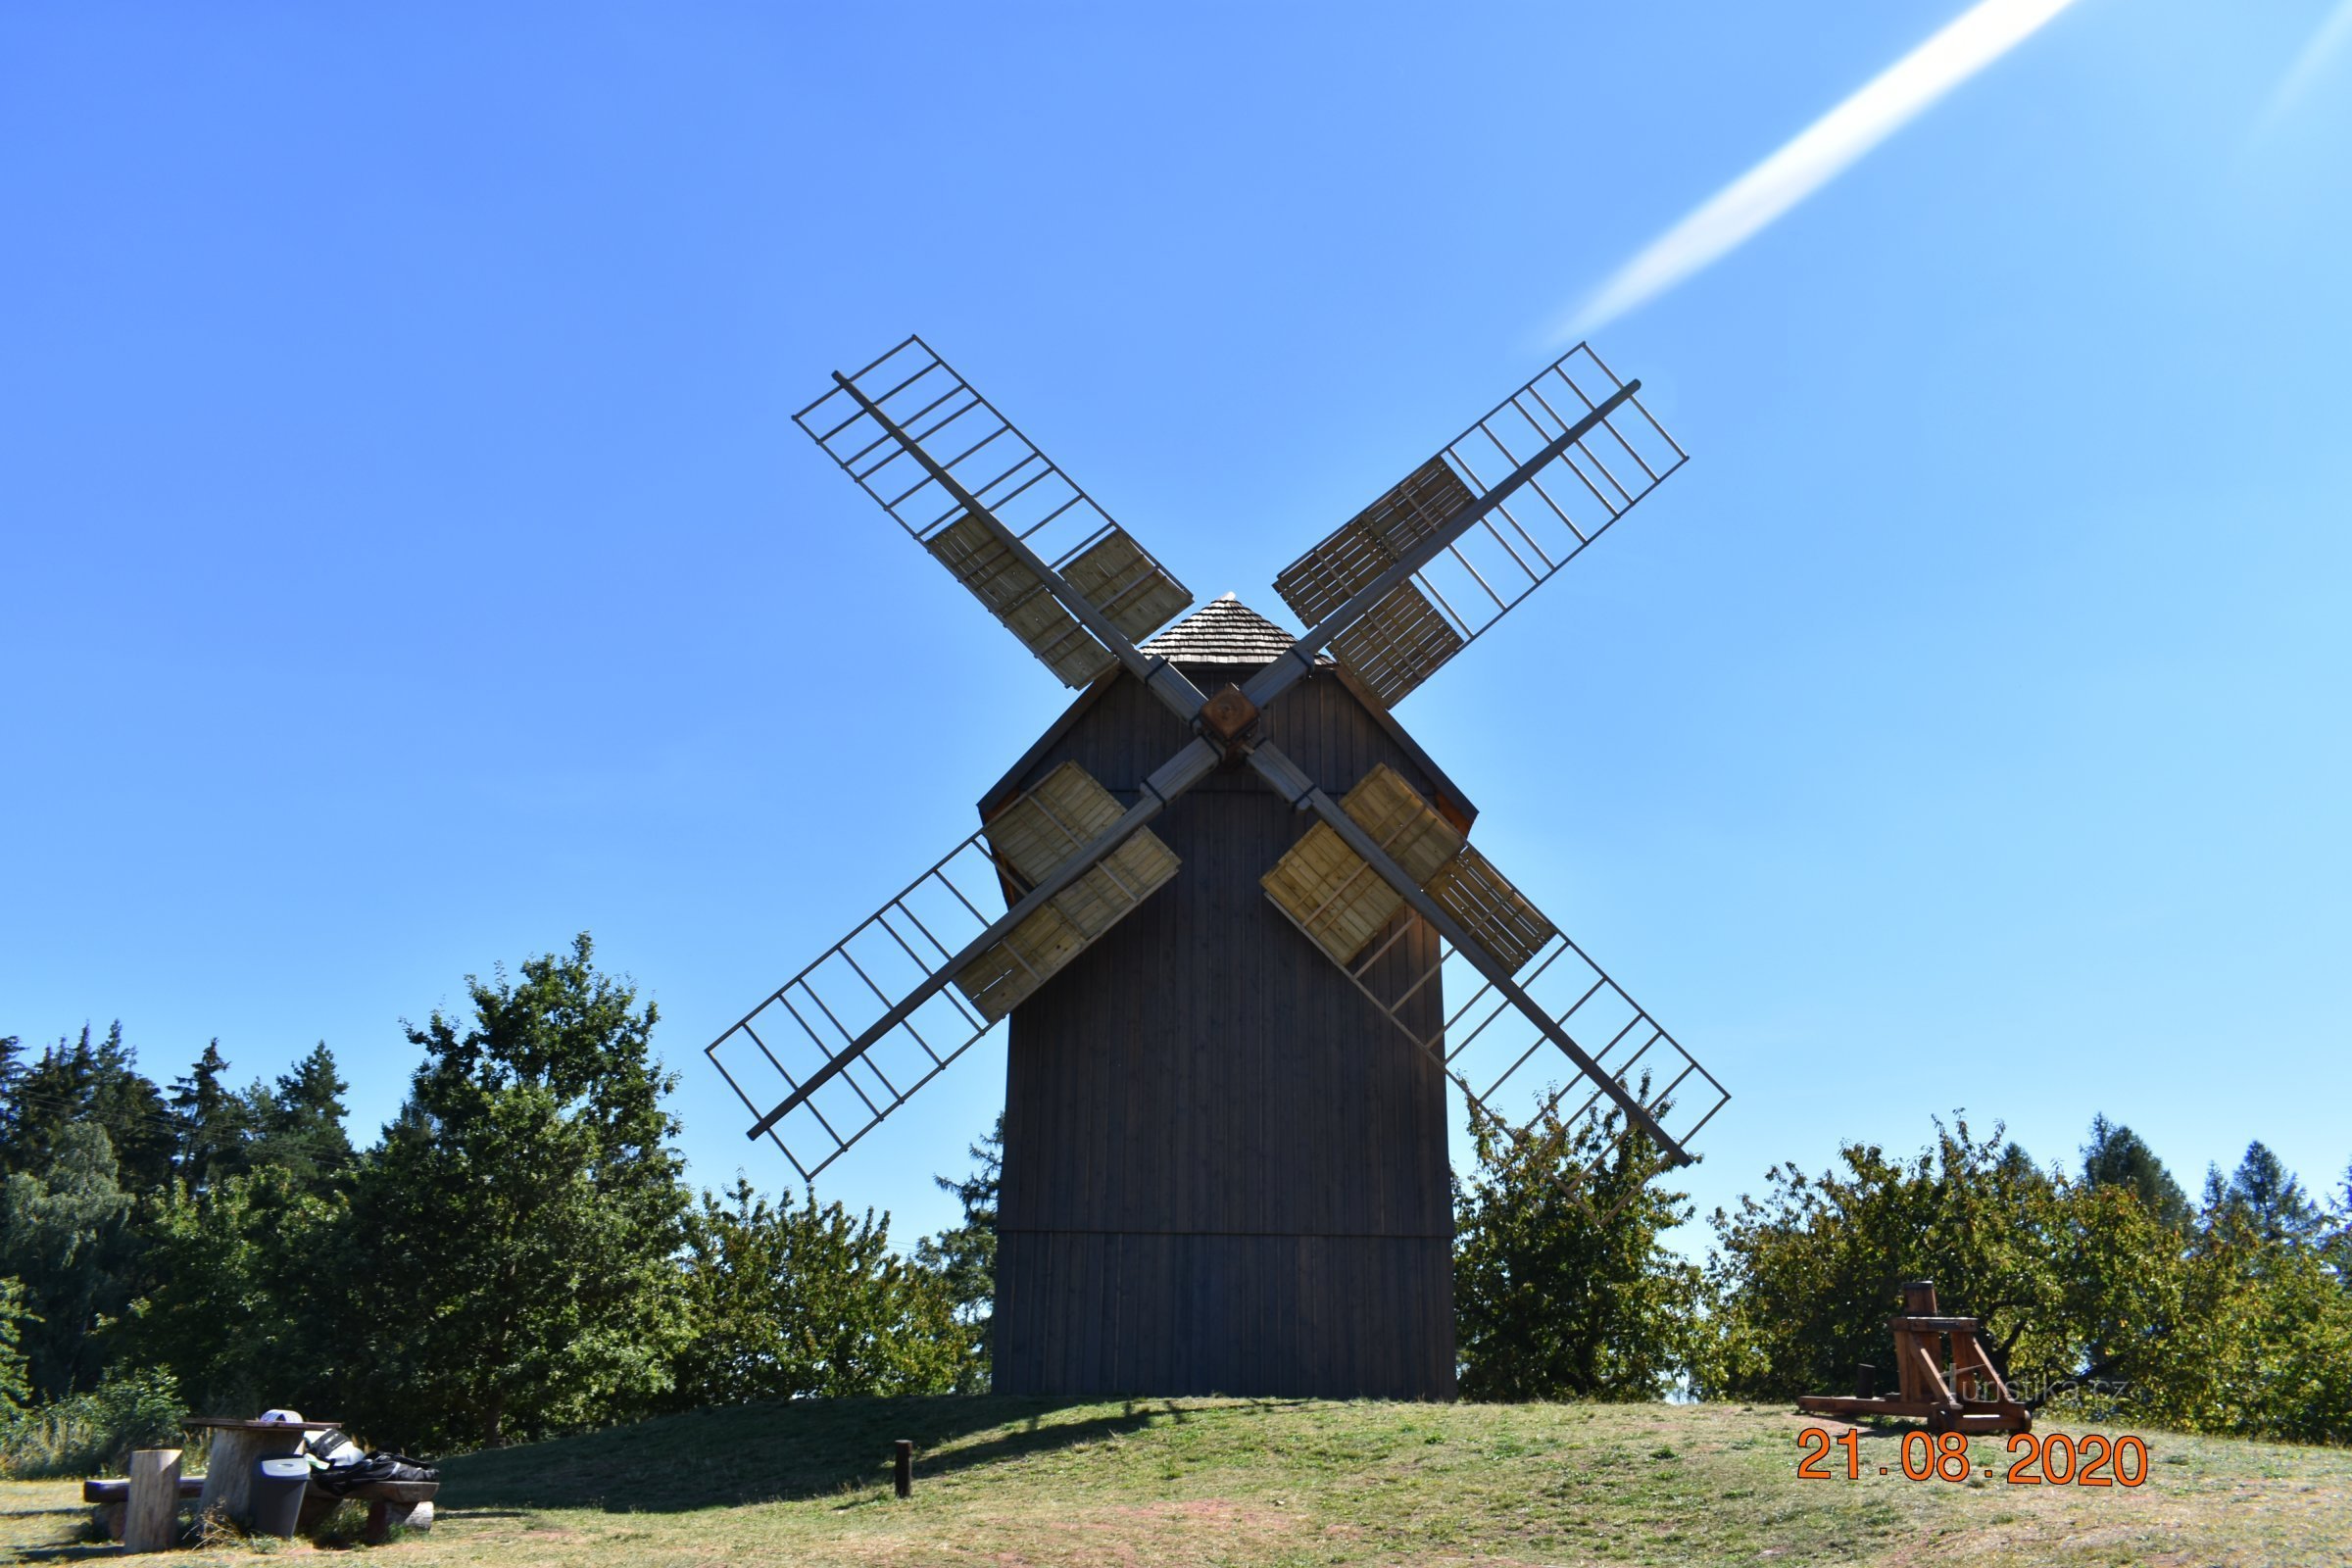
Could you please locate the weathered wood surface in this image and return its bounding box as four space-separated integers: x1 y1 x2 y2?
1797 1280 2030 1434
994 662 1458 1398
192 1425 308 1526
357 1482 439 1543
1792 1395 2030 1436
86 1474 205 1543
81 1478 205 1502
297 1479 440 1542
122 1448 181 1553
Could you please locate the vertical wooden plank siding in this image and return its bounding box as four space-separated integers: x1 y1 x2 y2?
994 662 1457 1398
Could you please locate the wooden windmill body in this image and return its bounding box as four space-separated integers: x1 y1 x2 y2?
708 336 1733 1398
989 599 1468 1396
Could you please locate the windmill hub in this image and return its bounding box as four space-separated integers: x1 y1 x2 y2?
1197 680 1260 758
710 334 1731 1399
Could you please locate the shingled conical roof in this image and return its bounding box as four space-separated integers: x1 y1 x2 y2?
1142 593 1299 667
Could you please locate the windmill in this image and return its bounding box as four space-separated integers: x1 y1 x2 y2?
708 335 1730 1397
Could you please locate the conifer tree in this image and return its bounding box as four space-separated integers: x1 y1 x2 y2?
341 935 691 1449
169 1040 248 1192
2220 1141 2323 1245
914 1116 1001 1388
244 1043 353 1191
2081 1114 2190 1228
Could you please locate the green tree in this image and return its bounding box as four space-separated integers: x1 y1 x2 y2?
115 1165 352 1416
168 1040 249 1193
2106 1196 2352 1444
914 1116 1001 1390
1700 1116 2071 1404
0 1038 24 1170
0 1278 33 1419
2217 1142 2324 1246
0 1124 136 1398
340 935 690 1449
242 1043 353 1193
5 1027 173 1196
1453 1105 1705 1400
672 1179 973 1405
2080 1114 2189 1228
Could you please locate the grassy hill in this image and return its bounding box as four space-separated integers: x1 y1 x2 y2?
6 1396 2348 1565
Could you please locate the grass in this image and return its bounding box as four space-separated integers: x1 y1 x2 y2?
3 1396 2346 1565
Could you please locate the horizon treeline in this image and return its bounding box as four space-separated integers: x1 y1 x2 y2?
0 936 991 1465
5 934 2349 1471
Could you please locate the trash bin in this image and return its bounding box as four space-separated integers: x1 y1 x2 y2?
250 1455 311 1539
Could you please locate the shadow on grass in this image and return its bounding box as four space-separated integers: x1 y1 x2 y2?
442 1394 1276 1514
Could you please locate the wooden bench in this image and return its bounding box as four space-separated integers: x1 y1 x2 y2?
87 1471 438 1544
82 1477 205 1543
304 1479 439 1543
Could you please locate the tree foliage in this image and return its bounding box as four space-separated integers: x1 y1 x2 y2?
0 1278 32 1419
1453 1106 1705 1400
4 1025 174 1197
1700 1117 2069 1404
340 934 690 1450
2215 1141 2325 1245
2081 1114 2190 1228
1702 1113 2352 1445
0 1124 136 1399
671 1179 973 1405
913 1116 1001 1390
115 1165 351 1417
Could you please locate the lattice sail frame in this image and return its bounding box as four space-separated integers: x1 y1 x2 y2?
1274 343 1688 705
706 763 1177 1183
793 335 1193 687
1261 764 1727 1192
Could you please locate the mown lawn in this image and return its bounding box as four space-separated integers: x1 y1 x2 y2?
4 1396 2346 1565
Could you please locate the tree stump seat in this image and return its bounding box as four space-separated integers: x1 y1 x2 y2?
81 1477 204 1543
341 1479 439 1543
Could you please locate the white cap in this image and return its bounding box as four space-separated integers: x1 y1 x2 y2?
259 1408 304 1424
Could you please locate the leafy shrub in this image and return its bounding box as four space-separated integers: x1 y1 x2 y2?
0 1365 186 1478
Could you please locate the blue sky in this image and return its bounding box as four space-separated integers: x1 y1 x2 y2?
5 0 2348 1251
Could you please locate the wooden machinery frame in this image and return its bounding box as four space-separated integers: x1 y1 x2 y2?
1796 1281 2033 1435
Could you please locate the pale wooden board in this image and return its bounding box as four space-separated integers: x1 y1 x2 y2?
984 761 1130 887
1260 819 1406 967
1061 526 1192 644
956 764 1183 1022
1259 764 1465 966
1274 456 1475 625
123 1448 180 1553
926 514 1116 687
955 836 1182 1022
1427 844 1556 976
1340 763 1464 885
1329 582 1465 707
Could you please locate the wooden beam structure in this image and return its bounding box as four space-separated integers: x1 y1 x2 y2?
1795 1281 2032 1435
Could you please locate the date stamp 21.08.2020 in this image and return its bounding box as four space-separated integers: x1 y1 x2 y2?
1795 1425 2150 1486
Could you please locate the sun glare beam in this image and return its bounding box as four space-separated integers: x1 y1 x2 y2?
1559 0 2083 340
2256 0 2352 137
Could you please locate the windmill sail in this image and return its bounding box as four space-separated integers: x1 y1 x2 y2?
1272 343 1687 706
709 761 1180 1182
795 335 1193 687
1261 763 1726 1176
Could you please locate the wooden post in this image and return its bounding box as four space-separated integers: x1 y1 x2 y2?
195 1429 256 1527
192 1425 308 1528
123 1449 181 1553
893 1440 912 1498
